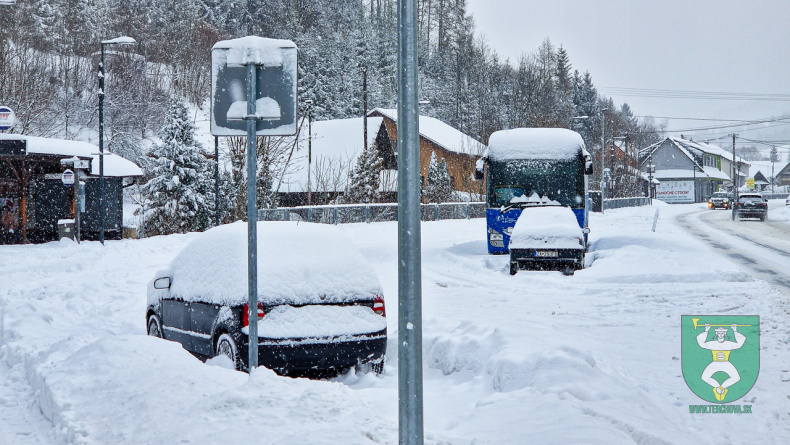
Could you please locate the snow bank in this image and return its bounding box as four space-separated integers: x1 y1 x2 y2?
487 128 585 161
509 206 583 250
154 221 383 306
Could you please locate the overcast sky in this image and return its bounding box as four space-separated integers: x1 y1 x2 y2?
465 0 790 147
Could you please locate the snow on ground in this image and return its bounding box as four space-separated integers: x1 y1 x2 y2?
1 202 790 444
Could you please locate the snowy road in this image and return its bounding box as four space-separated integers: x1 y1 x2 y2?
1 202 790 444
677 200 790 290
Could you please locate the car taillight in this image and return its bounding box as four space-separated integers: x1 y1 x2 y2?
373 295 386 317
242 302 265 327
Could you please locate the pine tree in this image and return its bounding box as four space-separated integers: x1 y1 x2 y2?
424 151 452 203
345 145 383 203
140 96 215 236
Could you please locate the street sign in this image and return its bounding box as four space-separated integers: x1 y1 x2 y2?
61 169 75 186
746 177 755 189
73 159 90 170
0 106 16 131
211 37 298 136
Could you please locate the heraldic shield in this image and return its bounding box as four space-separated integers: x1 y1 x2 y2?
681 315 759 403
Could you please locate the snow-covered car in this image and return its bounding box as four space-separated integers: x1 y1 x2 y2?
508 206 585 276
146 221 387 375
707 192 730 209
733 193 768 221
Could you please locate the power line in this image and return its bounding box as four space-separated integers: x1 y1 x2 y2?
599 86 790 102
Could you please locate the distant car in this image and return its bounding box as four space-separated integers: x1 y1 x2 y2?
146 221 387 375
707 192 730 209
786 195 790 206
733 193 768 221
508 206 585 276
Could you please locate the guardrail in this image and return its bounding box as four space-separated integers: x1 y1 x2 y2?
602 197 651 211
259 202 487 224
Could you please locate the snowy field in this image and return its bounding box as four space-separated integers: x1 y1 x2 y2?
2 202 790 444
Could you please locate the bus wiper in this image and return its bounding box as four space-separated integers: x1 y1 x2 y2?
500 202 527 213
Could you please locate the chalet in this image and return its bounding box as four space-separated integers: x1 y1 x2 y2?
276 110 485 206
775 162 790 187
0 134 142 243
639 136 747 203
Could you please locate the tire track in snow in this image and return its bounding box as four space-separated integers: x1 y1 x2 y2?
676 208 790 293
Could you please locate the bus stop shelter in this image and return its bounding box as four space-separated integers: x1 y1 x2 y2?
0 134 142 243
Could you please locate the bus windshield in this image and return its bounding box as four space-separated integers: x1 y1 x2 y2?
487 158 584 208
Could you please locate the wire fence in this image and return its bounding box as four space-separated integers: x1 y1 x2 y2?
258 202 487 224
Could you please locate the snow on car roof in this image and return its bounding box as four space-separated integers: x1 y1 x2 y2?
487 128 585 161
509 206 583 250
150 221 382 306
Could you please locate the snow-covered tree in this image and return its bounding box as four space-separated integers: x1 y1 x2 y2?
424 151 452 203
140 97 215 236
345 145 383 203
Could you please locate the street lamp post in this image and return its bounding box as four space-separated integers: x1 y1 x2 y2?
98 36 136 244
305 99 313 205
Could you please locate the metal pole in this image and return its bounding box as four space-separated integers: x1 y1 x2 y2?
397 0 424 443
74 172 81 244
600 110 606 214
98 45 106 244
308 105 312 205
246 62 259 370
363 67 368 152
215 135 220 226
732 134 737 221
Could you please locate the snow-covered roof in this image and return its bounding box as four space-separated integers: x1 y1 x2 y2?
0 134 142 177
369 108 485 156
277 117 383 193
148 221 383 306
487 128 585 161
702 166 731 181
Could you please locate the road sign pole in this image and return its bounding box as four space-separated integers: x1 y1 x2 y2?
397 0 424 443
246 61 259 371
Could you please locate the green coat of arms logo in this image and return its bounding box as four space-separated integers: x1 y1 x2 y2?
682 315 759 403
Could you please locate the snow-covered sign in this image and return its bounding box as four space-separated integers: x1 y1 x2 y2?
655 180 694 203
61 169 75 186
0 106 15 130
211 36 297 136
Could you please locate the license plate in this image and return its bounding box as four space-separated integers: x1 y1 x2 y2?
535 250 558 258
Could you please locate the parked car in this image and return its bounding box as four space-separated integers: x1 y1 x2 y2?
508 206 585 276
707 192 730 209
733 193 768 221
146 221 387 375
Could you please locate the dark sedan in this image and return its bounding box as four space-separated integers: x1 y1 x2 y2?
733 193 768 221
146 221 387 375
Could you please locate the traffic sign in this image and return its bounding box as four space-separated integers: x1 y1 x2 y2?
61 169 75 186
0 106 15 131
211 37 298 136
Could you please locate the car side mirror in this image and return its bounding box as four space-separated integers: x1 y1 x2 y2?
153 277 171 289
585 161 593 176
474 168 484 180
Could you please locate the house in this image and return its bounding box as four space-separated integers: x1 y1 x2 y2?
368 108 486 199
775 162 790 187
639 136 747 203
0 134 142 243
275 110 486 206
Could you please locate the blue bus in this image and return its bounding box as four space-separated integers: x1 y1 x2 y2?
476 128 592 254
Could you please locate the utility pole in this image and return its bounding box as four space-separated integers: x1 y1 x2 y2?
306 100 313 205
363 67 368 152
731 134 738 221
600 108 608 213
